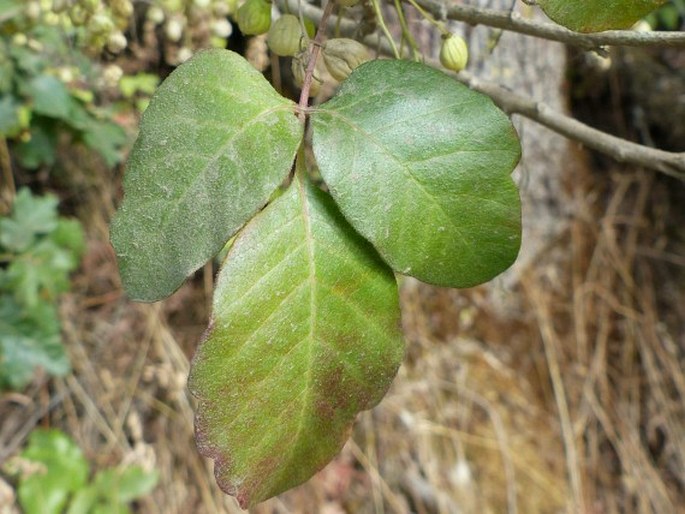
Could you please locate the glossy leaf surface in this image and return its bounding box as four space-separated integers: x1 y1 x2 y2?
110 49 302 301
537 0 666 32
189 169 404 508
311 60 521 288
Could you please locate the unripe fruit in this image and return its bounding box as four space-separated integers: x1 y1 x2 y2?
102 64 123 89
25 2 41 20
44 12 60 25
439 34 468 72
12 33 28 46
291 52 322 97
81 0 99 14
27 39 43 52
213 18 233 38
147 6 165 24
322 38 369 82
178 47 193 63
91 14 115 35
69 6 87 26
52 0 69 14
165 17 184 42
107 31 127 53
236 0 272 36
267 14 302 57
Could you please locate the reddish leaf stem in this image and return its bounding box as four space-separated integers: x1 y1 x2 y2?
297 0 336 122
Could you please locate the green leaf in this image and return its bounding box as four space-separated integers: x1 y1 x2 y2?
311 60 521 288
537 0 667 32
66 99 128 167
113 466 159 502
65 486 99 514
50 218 86 263
5 240 78 306
18 429 89 514
0 96 20 135
22 75 72 120
0 188 58 253
119 73 159 99
14 120 58 169
0 297 69 389
80 117 128 167
188 168 404 508
110 49 303 301
90 466 158 504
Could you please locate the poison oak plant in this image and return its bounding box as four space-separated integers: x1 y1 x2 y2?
110 0 670 507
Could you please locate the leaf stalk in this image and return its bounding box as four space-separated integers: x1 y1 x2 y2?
298 0 336 120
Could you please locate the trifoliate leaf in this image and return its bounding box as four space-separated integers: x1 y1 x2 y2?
110 49 303 301
189 168 404 508
311 60 521 288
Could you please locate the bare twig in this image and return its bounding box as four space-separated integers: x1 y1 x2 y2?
279 0 685 180
456 71 685 180
0 136 15 214
415 0 685 52
297 0 336 118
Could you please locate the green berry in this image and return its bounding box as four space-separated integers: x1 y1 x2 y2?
439 34 468 72
322 38 369 82
291 51 322 97
236 0 271 36
267 14 302 57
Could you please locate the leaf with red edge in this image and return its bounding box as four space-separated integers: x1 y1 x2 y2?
188 165 404 508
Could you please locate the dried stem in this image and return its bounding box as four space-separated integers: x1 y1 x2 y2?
0 136 16 214
415 0 685 53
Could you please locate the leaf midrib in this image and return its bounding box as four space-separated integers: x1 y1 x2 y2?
296 173 317 446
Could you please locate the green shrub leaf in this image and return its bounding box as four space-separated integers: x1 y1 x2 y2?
0 298 69 389
537 0 667 32
22 75 71 120
18 429 89 514
113 466 159 503
110 49 303 301
0 188 58 252
311 60 521 288
189 166 404 508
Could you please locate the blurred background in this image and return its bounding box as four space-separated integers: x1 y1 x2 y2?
1 0 684 513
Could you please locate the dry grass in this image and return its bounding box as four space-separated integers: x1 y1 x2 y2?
1 143 684 514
